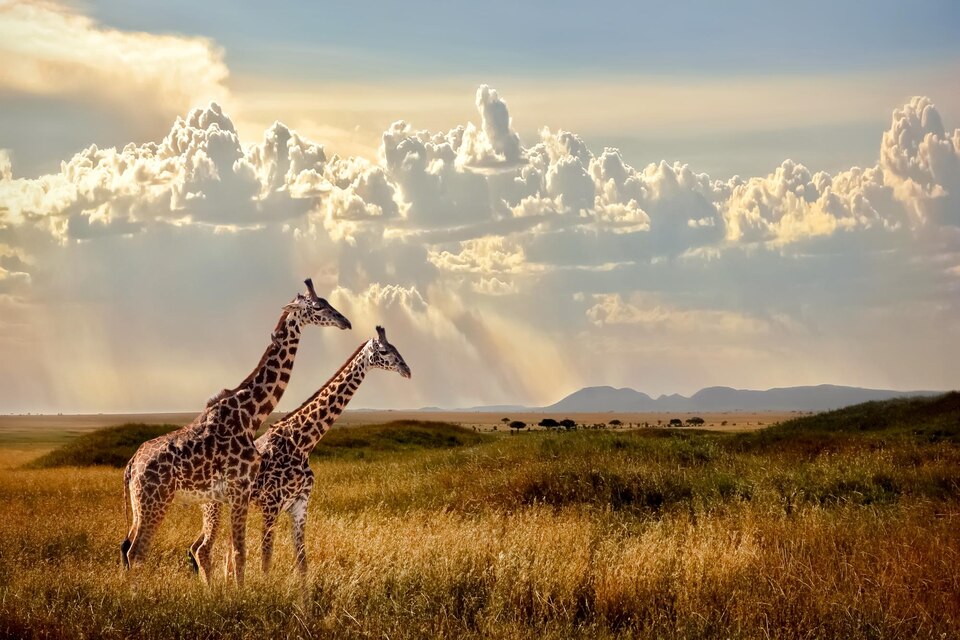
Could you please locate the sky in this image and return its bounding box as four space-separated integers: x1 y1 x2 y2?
0 0 958 413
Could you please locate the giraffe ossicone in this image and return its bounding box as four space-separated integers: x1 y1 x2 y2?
188 326 411 578
120 279 350 586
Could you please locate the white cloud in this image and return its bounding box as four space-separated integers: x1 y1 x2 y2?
427 236 529 275
456 85 524 170
0 1 229 119
0 84 958 410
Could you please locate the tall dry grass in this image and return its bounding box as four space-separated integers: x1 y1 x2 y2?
1 404 958 639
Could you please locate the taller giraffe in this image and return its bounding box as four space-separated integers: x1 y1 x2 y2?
120 279 350 585
188 326 411 579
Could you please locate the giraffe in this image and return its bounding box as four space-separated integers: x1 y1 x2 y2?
120 279 351 585
187 326 411 579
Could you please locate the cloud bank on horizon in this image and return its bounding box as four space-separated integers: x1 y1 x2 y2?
0 6 958 413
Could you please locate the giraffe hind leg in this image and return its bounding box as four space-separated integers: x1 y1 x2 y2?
121 476 142 570
125 490 172 568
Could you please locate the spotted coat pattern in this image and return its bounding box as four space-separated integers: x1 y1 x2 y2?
189 327 410 578
121 282 350 585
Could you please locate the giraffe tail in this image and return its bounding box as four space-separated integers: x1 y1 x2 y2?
121 461 133 569
122 461 132 528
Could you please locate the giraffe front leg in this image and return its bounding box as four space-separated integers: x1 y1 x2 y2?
289 497 309 579
227 495 251 586
260 508 280 575
190 502 222 585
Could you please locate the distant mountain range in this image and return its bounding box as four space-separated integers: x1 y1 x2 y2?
420 385 945 413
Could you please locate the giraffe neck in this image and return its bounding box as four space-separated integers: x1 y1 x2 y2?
273 342 371 455
234 311 303 430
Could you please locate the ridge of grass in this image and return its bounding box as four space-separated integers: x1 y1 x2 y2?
26 423 178 469
728 391 960 455
26 420 490 468
312 420 490 460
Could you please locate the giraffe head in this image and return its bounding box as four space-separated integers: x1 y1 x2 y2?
367 326 411 378
283 278 352 330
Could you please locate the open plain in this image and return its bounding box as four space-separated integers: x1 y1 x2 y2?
0 409 796 448
0 395 958 639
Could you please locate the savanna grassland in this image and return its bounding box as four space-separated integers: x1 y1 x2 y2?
0 396 958 639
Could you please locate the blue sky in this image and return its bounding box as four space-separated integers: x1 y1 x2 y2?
88 1 959 76
0 1 958 412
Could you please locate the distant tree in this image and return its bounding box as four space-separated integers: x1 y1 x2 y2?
501 417 510 424
686 416 705 426
657 419 662 426
721 420 728 426
668 418 683 427
509 420 526 434
609 419 623 428
538 418 560 430
560 418 577 431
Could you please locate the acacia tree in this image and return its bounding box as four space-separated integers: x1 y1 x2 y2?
538 418 560 430
560 418 577 431
686 416 705 426
609 419 623 428
509 420 526 434
668 418 683 427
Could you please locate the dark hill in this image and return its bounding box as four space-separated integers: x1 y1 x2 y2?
28 420 489 468
28 423 178 469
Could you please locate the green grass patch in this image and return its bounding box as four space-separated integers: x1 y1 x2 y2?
26 423 177 469
312 420 490 460
729 391 960 455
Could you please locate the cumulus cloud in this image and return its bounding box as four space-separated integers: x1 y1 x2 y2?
0 1 230 120
456 85 524 170
879 96 960 225
427 236 530 274
0 85 958 410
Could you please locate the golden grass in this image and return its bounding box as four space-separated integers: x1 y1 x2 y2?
1 417 958 638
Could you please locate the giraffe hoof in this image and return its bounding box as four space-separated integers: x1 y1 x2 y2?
120 539 131 570
185 549 199 573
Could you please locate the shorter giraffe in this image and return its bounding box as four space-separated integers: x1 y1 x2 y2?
188 326 411 578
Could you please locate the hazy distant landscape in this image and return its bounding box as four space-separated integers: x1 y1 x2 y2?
425 384 944 413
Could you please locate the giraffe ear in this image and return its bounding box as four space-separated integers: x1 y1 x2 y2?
376 325 387 343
